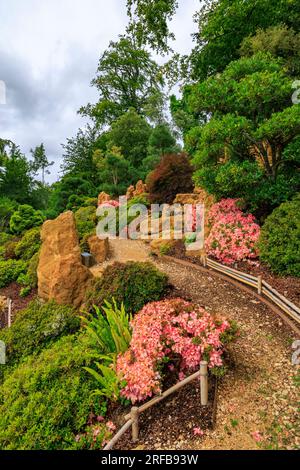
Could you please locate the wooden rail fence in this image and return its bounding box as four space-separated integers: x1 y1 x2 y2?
103 361 209 450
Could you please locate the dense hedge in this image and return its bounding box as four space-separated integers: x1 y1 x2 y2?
0 259 27 288
0 333 104 450
0 300 80 364
259 195 300 276
85 261 168 314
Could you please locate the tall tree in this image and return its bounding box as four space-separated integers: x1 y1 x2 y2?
30 143 54 184
79 36 165 127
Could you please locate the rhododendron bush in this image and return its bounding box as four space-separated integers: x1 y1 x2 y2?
116 298 237 403
205 199 260 265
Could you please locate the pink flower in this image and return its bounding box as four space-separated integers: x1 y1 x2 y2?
106 421 116 432
252 431 263 442
193 427 204 436
97 415 105 422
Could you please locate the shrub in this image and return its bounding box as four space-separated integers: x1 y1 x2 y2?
0 300 80 364
117 298 238 403
3 239 19 260
205 199 260 265
259 195 300 276
127 193 150 208
146 153 194 204
9 205 45 235
0 333 106 450
0 259 27 288
14 227 41 261
85 261 168 314
75 206 97 241
26 252 39 288
0 197 17 232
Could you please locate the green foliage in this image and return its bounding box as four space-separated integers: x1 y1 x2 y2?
0 300 80 364
147 153 194 204
9 205 45 235
74 206 97 241
26 252 39 288
85 261 168 314
19 286 32 298
0 259 27 288
82 300 132 401
259 195 300 276
30 143 54 185
14 227 41 261
83 300 132 362
127 193 150 209
0 333 104 450
0 197 17 232
80 36 164 126
240 25 300 77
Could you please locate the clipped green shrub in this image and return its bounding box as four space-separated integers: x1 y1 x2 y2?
10 205 45 235
26 252 39 288
15 227 41 261
3 239 19 260
75 206 97 241
0 300 80 364
259 195 300 276
0 259 27 288
85 261 168 314
0 333 105 450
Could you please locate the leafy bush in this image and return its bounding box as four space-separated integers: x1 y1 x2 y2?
9 204 45 235
205 199 260 265
0 259 27 288
127 193 150 209
259 195 300 276
146 153 194 204
117 298 238 403
0 300 80 364
0 197 17 232
3 239 19 260
26 252 39 288
85 261 168 314
14 227 41 261
0 333 105 450
74 205 97 241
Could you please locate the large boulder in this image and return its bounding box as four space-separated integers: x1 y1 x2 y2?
37 211 92 308
97 191 111 206
87 235 109 264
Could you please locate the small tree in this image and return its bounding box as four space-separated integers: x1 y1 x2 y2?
146 153 194 204
30 144 54 184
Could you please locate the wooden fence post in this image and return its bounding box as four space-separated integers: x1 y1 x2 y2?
257 275 262 295
200 361 208 406
131 407 139 443
201 254 207 268
7 298 12 328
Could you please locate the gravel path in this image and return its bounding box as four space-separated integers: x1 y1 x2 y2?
153 258 299 450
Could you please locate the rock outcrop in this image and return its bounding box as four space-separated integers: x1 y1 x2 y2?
98 191 111 206
87 235 109 264
126 181 148 200
37 211 92 308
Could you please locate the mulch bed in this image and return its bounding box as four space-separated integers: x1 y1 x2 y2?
167 241 300 309
0 283 37 329
113 377 216 450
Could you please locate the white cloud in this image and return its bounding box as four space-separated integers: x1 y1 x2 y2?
0 0 199 183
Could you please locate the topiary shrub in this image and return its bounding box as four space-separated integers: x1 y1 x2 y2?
9 205 45 235
146 153 194 204
0 300 80 364
259 195 300 276
0 333 105 450
0 259 27 288
14 227 41 261
85 261 168 314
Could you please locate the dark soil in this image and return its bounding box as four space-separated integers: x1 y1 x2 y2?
113 378 216 451
167 241 300 309
0 282 37 328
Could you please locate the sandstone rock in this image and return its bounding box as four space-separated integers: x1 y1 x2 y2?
88 235 109 264
134 180 147 196
38 211 92 308
0 296 7 312
126 185 135 200
98 191 111 206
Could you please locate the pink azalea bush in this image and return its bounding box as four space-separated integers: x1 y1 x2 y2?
205 199 260 265
116 298 237 403
99 200 120 209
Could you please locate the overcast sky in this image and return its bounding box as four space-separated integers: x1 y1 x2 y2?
0 0 199 182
